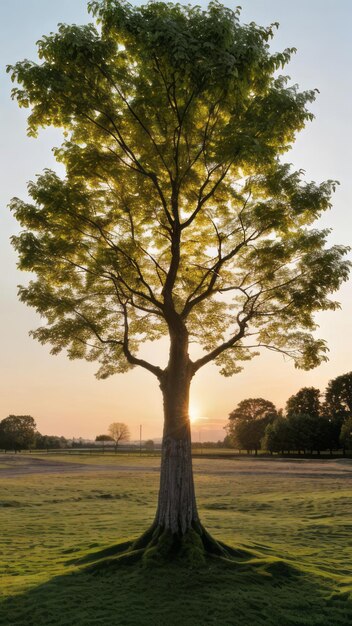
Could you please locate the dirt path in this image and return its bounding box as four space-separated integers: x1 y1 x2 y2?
0 453 351 479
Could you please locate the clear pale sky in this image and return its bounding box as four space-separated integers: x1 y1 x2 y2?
1 0 351 441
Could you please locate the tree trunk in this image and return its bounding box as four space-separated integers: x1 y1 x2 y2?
155 365 199 535
117 320 237 564
152 312 200 536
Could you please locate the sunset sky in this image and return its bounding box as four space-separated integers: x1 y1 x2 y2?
1 0 351 442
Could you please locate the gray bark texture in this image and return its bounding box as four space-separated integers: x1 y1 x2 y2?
156 427 199 534
155 331 199 534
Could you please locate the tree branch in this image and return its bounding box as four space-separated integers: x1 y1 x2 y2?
80 54 174 181
181 159 234 229
192 317 249 373
182 228 264 317
119 300 163 378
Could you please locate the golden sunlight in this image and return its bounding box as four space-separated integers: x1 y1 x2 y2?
189 403 200 424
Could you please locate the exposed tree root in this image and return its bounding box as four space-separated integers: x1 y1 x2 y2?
78 522 259 572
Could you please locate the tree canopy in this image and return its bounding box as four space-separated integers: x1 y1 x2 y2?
35 434 68 449
229 398 277 422
325 372 352 417
108 421 130 447
0 415 37 451
8 0 350 382
95 434 114 442
261 416 293 454
286 387 321 418
227 397 277 453
244 376 352 455
340 416 352 451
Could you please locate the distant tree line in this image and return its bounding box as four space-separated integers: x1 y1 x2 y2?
3 372 351 455
0 415 67 452
0 416 135 453
191 440 230 449
226 372 352 455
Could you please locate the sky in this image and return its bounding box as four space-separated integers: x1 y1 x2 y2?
1 0 351 442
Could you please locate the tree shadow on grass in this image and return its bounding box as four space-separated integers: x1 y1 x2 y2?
0 556 351 626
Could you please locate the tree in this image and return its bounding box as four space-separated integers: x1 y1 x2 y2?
287 413 311 454
227 398 277 454
340 416 352 451
35 434 68 449
108 422 130 449
325 372 352 417
285 387 338 454
322 373 352 453
8 1 350 562
145 439 155 451
95 433 114 450
229 398 277 423
286 387 321 418
229 417 268 455
95 434 114 441
314 415 336 455
0 415 37 452
262 411 334 455
262 416 294 454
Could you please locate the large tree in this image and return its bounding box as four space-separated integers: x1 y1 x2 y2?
0 415 37 452
8 1 350 562
325 372 352 417
286 387 321 418
323 372 352 453
227 397 277 454
262 416 294 455
228 398 277 423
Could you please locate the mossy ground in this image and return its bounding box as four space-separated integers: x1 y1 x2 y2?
0 454 351 625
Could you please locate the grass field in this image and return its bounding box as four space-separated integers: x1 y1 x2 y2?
0 454 352 625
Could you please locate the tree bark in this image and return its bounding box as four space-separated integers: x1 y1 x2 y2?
155 374 199 535
154 321 199 535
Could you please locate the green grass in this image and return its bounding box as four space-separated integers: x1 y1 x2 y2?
27 451 162 465
0 455 351 625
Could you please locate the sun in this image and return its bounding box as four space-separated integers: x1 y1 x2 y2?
189 402 199 424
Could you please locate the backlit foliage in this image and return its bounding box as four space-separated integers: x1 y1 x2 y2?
8 1 350 379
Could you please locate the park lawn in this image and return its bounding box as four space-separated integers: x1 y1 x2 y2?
0 457 351 625
17 449 237 465
24 451 162 466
